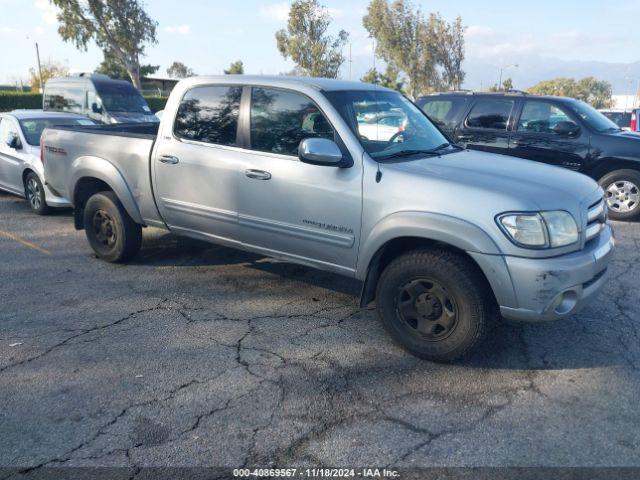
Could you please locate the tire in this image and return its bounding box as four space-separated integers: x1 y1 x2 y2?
599 169 640 220
83 191 142 263
376 249 494 362
24 172 50 215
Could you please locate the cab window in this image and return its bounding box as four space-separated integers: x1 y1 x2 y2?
250 88 334 156
174 86 242 146
465 99 514 130
517 101 572 134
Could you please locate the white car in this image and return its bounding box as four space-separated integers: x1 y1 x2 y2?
357 113 407 142
0 110 94 214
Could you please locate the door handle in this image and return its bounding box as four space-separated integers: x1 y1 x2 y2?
159 155 179 164
245 169 272 180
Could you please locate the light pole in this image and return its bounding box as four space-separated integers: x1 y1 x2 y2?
35 42 43 93
498 63 518 91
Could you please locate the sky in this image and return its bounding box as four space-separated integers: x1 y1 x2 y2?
1 0 639 92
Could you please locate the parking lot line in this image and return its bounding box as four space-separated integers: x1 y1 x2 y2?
0 229 51 256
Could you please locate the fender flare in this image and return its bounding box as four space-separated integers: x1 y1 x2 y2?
69 156 144 225
356 211 505 307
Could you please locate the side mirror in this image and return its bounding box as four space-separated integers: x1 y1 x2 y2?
91 102 103 114
553 121 580 136
7 134 21 150
298 138 345 167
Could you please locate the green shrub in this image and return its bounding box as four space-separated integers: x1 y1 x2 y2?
0 92 167 113
0 93 43 112
144 96 168 113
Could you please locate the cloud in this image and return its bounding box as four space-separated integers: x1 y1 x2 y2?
164 24 191 35
0 26 19 34
260 2 290 21
34 0 58 24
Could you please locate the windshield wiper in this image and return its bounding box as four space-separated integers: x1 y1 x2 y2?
379 143 461 160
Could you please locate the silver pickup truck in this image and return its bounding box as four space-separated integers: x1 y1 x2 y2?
42 76 614 362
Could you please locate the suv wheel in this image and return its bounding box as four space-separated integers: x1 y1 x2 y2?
24 172 50 215
376 249 494 362
599 169 640 220
83 191 142 263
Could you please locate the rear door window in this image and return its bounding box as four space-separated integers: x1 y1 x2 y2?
517 101 572 134
465 99 514 130
420 98 469 129
250 88 334 156
174 85 243 146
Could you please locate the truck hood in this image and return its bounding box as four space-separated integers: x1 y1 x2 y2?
384 149 600 213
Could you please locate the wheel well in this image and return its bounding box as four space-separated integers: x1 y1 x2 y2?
359 236 496 308
22 168 35 187
73 177 112 230
588 159 640 181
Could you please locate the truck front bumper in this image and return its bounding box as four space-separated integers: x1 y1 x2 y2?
472 225 614 322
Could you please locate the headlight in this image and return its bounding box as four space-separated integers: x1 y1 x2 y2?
498 211 578 249
541 211 578 247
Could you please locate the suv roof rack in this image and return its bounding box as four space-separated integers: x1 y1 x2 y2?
426 89 530 97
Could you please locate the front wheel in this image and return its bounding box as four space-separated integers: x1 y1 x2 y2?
83 191 142 263
376 249 495 362
24 172 50 215
599 169 640 220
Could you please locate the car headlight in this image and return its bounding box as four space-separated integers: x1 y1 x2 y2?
498 211 578 248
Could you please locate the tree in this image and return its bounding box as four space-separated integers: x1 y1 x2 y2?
489 77 513 92
361 65 404 91
224 60 244 75
364 0 437 99
29 60 69 91
528 77 613 108
166 61 195 79
96 48 158 81
275 0 349 78
51 0 157 90
429 14 465 90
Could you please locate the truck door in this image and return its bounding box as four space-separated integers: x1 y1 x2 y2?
509 99 590 171
236 87 362 274
152 85 244 243
454 98 514 155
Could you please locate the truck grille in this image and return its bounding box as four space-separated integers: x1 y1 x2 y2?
585 198 606 243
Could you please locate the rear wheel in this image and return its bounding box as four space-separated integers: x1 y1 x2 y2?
24 172 50 215
83 191 142 263
599 169 640 220
376 249 494 362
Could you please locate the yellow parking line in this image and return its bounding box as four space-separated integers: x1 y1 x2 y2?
0 230 51 256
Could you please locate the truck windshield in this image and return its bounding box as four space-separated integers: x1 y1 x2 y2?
324 89 453 161
19 117 94 146
566 100 620 132
95 82 151 114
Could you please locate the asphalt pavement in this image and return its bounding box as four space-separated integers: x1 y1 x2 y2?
1 190 639 472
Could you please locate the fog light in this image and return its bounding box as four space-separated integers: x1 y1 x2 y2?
553 290 578 315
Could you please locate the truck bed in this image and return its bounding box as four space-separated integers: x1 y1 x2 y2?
50 122 160 140
42 122 162 225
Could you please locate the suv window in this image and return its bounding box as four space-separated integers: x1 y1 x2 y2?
518 101 572 134
44 86 84 112
419 98 469 128
250 88 334 156
465 99 514 130
174 86 242 146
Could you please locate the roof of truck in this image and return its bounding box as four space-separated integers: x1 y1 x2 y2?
180 75 393 93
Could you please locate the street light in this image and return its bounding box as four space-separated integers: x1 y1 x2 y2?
498 63 518 91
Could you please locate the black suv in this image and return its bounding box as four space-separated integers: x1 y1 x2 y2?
416 91 640 220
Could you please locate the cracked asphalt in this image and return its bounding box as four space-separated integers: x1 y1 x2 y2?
1 190 640 471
